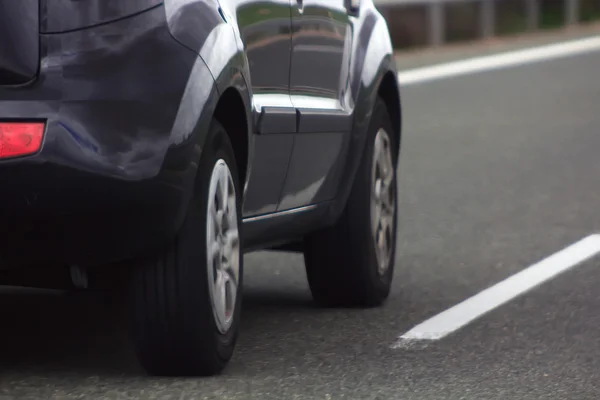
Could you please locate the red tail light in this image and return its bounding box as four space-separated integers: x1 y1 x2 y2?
0 122 45 159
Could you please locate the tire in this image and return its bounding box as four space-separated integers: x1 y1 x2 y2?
303 98 398 307
130 120 243 376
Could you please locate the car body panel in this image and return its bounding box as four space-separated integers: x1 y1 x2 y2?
290 0 350 100
0 6 212 267
241 134 294 216
166 0 295 216
275 0 352 211
0 6 208 180
0 0 39 85
0 0 401 268
326 10 401 224
40 0 164 33
242 1 401 249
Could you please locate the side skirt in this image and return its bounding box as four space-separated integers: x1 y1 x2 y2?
242 202 333 253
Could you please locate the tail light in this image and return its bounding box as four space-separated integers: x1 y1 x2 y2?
0 122 45 159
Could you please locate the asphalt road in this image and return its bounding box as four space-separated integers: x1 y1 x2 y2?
2 41 600 399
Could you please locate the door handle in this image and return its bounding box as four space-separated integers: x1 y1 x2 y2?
347 0 360 16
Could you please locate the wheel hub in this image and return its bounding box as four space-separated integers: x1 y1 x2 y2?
206 159 240 334
370 128 396 275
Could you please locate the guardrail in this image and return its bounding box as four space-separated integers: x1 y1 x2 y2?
374 0 583 47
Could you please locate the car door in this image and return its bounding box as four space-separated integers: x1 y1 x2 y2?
277 0 353 211
230 0 297 217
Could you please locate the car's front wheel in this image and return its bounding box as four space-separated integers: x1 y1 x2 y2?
303 98 398 307
130 120 242 376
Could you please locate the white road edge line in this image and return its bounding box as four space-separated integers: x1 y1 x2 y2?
397 36 600 86
393 234 600 347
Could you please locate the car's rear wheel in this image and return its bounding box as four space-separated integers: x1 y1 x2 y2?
303 98 398 307
130 120 242 376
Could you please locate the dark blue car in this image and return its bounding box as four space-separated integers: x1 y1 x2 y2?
0 0 402 376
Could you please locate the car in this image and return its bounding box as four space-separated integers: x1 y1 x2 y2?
0 0 402 376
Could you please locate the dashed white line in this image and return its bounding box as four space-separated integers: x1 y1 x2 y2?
397 36 600 86
393 234 600 347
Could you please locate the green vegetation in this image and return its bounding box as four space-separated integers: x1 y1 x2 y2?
385 0 600 50
495 1 600 36
581 0 600 22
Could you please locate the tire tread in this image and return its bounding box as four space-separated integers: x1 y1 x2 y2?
131 120 241 377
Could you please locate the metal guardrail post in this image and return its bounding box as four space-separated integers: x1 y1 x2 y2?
565 0 580 25
480 0 495 38
429 2 445 46
526 0 540 31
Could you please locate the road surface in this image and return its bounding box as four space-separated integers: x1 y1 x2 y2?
2 36 600 400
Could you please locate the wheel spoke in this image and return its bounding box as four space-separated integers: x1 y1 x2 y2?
219 169 229 213
226 228 240 272
372 202 381 232
381 186 395 214
222 229 238 261
377 226 385 252
228 187 237 216
382 161 393 189
210 202 220 233
373 133 383 168
220 253 238 319
210 241 220 262
383 201 394 230
224 267 237 299
221 273 229 319
373 178 381 202
380 138 393 183
383 136 393 167
213 269 226 321
228 229 240 253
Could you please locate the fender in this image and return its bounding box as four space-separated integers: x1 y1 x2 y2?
155 0 254 240
163 0 254 195
325 5 402 225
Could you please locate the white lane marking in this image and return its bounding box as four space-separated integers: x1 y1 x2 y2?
393 234 600 347
397 36 600 86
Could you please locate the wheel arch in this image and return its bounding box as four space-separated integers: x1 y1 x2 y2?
213 86 250 192
325 9 402 226
162 64 252 245
163 0 254 193
377 71 402 164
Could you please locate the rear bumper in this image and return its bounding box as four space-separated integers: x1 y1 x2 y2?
0 6 205 268
0 161 199 269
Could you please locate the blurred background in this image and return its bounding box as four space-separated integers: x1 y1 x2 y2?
374 0 600 50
